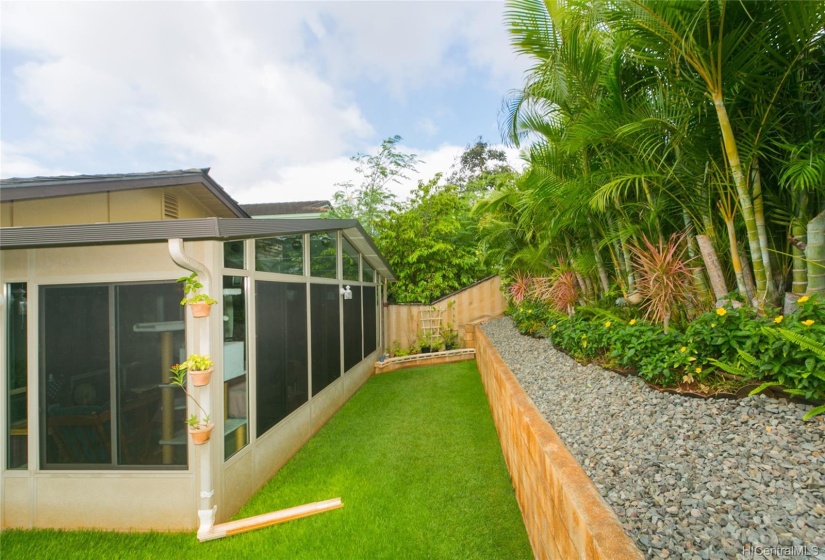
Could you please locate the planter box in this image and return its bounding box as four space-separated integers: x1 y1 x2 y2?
374 349 476 374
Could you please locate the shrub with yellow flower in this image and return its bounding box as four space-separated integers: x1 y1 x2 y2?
797 295 810 303
803 319 815 327
716 307 727 316
604 321 611 328
774 316 783 324
629 319 636 325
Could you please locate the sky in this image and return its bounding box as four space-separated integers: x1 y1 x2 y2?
0 1 529 204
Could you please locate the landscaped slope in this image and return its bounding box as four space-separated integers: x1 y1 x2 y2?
1 362 531 560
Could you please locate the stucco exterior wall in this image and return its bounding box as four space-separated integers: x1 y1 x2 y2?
0 188 217 228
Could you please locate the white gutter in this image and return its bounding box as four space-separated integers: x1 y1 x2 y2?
168 238 216 539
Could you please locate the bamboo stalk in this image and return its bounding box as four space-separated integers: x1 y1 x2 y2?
199 498 344 542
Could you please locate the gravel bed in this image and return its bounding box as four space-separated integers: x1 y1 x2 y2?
482 317 825 560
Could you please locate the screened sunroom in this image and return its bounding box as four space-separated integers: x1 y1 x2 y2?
0 216 392 533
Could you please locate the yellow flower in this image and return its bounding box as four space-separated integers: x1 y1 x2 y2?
527 309 532 314
716 307 727 317
803 319 815 327
605 321 612 328
774 316 783 324
551 324 557 330
798 295 810 303
680 346 687 353
695 367 702 374
582 334 587 338
629 319 636 325
710 323 717 328
582 340 587 348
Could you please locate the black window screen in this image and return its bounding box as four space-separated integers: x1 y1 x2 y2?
343 287 362 372
41 282 186 469
363 286 377 357
255 281 308 437
310 284 340 395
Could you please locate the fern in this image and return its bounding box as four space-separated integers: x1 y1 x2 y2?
803 405 825 421
748 381 784 397
707 357 749 377
775 328 825 358
736 349 758 366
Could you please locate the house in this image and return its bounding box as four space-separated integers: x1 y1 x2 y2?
242 200 331 219
0 169 393 536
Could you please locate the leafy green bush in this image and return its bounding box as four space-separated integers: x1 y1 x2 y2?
530 295 825 419
507 298 562 337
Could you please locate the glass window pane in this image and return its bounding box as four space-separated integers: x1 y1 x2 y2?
256 282 308 437
7 283 28 469
256 236 304 275
310 232 337 279
42 286 112 467
343 287 362 371
223 276 248 459
311 284 340 394
363 261 375 283
342 239 359 282
117 283 187 467
363 286 377 357
224 241 245 270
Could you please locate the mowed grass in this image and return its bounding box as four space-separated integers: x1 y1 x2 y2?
1 361 533 560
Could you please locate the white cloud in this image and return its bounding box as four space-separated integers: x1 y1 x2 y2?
2 2 373 186
0 141 78 178
231 141 525 205
1 1 528 192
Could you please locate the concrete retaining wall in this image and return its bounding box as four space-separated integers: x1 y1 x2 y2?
470 323 643 560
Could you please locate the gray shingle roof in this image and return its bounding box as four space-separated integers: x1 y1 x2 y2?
0 168 248 218
242 200 331 216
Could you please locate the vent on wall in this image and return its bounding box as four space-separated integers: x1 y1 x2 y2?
163 193 179 220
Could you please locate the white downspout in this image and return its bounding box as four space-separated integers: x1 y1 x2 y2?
168 239 216 538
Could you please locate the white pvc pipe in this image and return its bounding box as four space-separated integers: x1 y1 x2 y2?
168 239 215 537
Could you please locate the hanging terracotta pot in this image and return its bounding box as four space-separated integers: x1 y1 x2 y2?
189 423 214 445
189 302 212 318
189 367 214 387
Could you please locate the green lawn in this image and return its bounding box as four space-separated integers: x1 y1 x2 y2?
1 362 532 560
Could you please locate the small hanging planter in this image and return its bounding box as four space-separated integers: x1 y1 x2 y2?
189 367 214 387
189 301 213 318
178 272 218 319
189 423 215 445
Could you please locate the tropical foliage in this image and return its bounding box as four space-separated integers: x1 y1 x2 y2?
325 135 421 238
483 0 825 417
376 177 491 303
478 0 825 319
508 294 825 418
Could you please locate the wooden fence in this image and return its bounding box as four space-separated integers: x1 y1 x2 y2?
385 276 507 353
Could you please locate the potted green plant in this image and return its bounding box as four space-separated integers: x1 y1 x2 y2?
183 354 214 386
169 363 213 444
177 272 218 318
442 326 459 350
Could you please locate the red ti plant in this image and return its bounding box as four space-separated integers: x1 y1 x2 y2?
532 271 578 315
507 271 532 304
628 233 698 332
